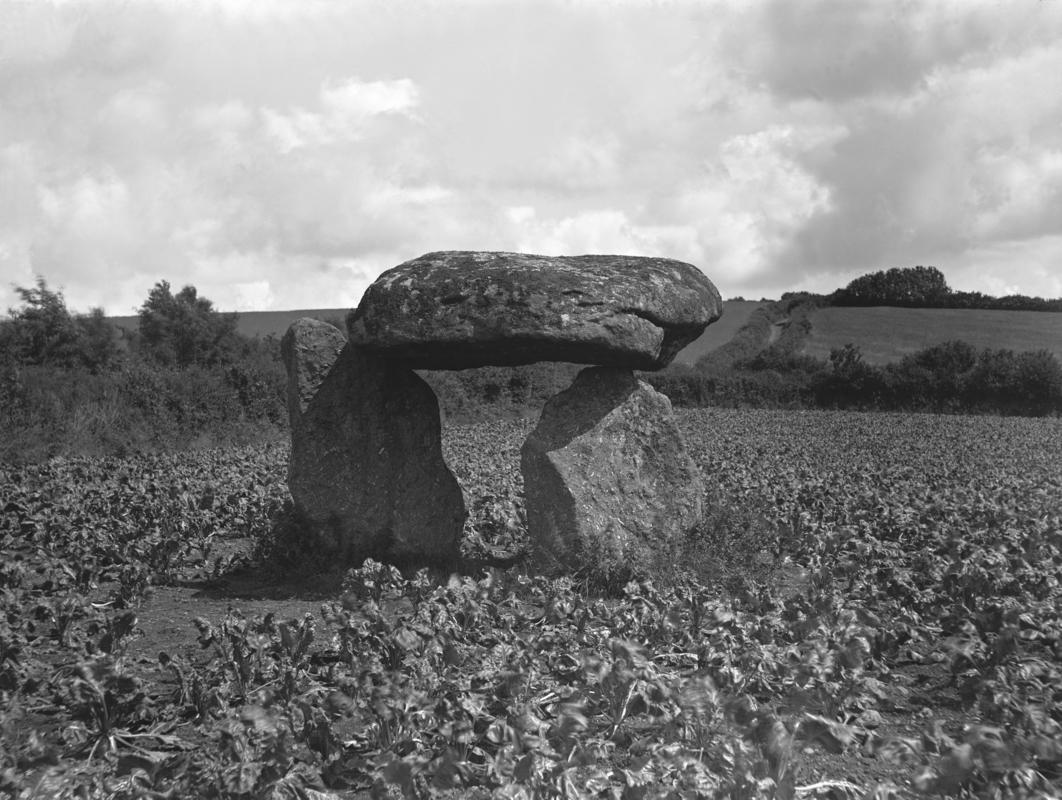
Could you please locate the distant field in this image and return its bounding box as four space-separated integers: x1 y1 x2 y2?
109 308 347 339
112 302 762 359
802 306 1062 365
672 301 764 365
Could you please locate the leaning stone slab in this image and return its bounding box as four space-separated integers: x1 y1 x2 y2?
520 366 703 581
282 329 466 565
280 317 347 429
348 251 722 370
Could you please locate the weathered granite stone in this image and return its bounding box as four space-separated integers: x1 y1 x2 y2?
349 251 722 370
520 366 703 580
285 341 466 565
280 318 347 429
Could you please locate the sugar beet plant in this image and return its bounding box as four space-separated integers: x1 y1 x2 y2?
1 410 1061 798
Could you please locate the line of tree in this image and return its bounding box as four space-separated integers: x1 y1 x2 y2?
830 265 1062 311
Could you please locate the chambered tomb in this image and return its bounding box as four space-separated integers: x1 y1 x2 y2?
283 250 722 574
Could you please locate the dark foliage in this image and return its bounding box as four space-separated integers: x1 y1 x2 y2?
654 338 1062 417
809 341 1062 415
0 278 286 461
0 279 121 372
832 265 1062 311
137 280 241 367
832 265 950 307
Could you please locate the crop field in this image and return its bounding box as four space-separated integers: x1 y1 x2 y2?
801 307 1062 365
2 409 1061 798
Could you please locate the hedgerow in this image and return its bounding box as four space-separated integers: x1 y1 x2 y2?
0 279 287 462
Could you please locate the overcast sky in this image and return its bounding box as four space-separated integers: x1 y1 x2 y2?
2 0 1061 315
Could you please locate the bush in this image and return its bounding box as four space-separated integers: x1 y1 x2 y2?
0 277 288 462
1013 350 1062 415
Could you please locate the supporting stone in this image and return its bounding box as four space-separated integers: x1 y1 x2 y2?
282 321 466 565
280 317 347 429
521 366 703 581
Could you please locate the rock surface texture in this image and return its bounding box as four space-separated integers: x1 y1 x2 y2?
282 321 466 565
280 318 347 429
520 366 704 579
348 251 722 370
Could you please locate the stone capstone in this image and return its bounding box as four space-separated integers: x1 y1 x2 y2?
520 366 704 580
282 320 466 565
348 251 723 370
280 317 347 429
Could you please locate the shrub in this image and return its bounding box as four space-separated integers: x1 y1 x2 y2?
1014 349 1062 415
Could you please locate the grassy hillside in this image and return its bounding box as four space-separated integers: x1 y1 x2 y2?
802 306 1062 364
671 300 764 365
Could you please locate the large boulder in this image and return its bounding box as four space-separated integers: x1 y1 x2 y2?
280 317 347 428
520 366 703 581
283 327 466 565
348 251 722 370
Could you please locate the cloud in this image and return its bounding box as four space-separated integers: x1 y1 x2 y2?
742 0 999 102
505 124 831 295
263 77 421 153
1 0 1061 317
778 22 1062 291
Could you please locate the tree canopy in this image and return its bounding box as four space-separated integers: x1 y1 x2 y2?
0 278 119 371
832 266 1062 311
833 266 950 307
137 281 239 367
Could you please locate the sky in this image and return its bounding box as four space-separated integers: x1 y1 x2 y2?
2 0 1061 315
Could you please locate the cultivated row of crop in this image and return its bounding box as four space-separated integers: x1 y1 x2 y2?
1 409 1060 798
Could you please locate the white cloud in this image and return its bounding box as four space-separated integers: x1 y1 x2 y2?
234 281 275 312
262 77 421 153
1 0 1061 315
543 133 623 191
321 77 419 120
514 209 643 256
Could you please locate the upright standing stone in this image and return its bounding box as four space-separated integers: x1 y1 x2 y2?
282 320 466 565
521 367 703 581
280 318 347 429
